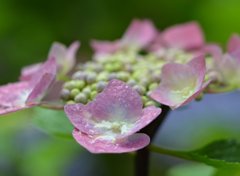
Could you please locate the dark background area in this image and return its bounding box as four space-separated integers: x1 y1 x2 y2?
1 0 240 84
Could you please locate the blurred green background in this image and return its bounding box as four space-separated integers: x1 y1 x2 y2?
1 0 240 176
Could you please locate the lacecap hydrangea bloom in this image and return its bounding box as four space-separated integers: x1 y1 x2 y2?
1 19 240 153
0 41 80 115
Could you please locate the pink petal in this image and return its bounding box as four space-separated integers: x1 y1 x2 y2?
64 79 143 135
0 82 32 115
203 44 222 60
29 57 57 86
121 19 157 48
187 55 206 89
215 54 240 83
64 103 101 135
91 40 121 55
41 81 64 102
20 63 42 81
73 129 150 153
121 106 162 138
227 34 240 55
0 53 57 115
148 33 165 51
26 73 56 105
150 56 206 109
174 79 211 108
89 79 143 121
162 22 204 50
26 57 57 105
48 41 80 74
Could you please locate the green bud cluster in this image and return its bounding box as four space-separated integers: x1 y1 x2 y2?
61 51 162 107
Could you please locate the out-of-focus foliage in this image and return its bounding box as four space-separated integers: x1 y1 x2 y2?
166 163 216 176
33 107 73 138
1 0 240 84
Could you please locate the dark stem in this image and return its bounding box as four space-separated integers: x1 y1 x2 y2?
134 105 170 176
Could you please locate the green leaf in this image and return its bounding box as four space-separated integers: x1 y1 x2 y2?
213 168 240 176
167 163 216 176
32 107 73 138
151 139 240 168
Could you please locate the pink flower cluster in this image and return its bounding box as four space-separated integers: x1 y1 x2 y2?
1 19 239 153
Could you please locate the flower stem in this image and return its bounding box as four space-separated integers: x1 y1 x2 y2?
134 105 170 176
149 145 192 161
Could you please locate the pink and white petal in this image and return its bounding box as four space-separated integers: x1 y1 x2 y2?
30 57 57 86
162 22 204 50
65 41 80 70
41 81 64 102
120 106 162 138
48 42 79 74
48 42 67 63
20 63 42 81
26 73 56 105
150 88 179 109
148 33 165 52
160 63 198 92
150 63 199 109
187 56 206 89
91 40 121 55
0 82 32 115
203 44 222 60
64 103 103 135
217 54 240 81
227 34 240 54
121 19 157 48
175 80 211 109
89 79 143 122
73 129 150 153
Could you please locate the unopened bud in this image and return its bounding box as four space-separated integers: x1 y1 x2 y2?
60 89 70 100
70 88 80 98
75 93 87 104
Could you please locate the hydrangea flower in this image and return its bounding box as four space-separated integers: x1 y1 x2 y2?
0 57 57 115
150 22 204 51
149 22 205 63
91 19 157 56
64 80 161 153
150 56 209 109
20 41 80 81
208 35 240 91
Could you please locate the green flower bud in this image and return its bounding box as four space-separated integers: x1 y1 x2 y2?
74 93 87 104
60 89 70 100
105 63 115 72
141 96 148 104
124 64 133 72
133 85 146 95
145 100 157 107
70 88 80 98
90 83 97 91
64 81 76 90
112 62 123 71
108 73 118 81
75 80 86 90
72 71 86 80
96 81 107 92
67 100 75 104
117 71 130 81
148 83 158 91
86 72 97 84
127 79 137 87
97 72 109 81
139 78 151 87
90 91 98 100
82 87 92 98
